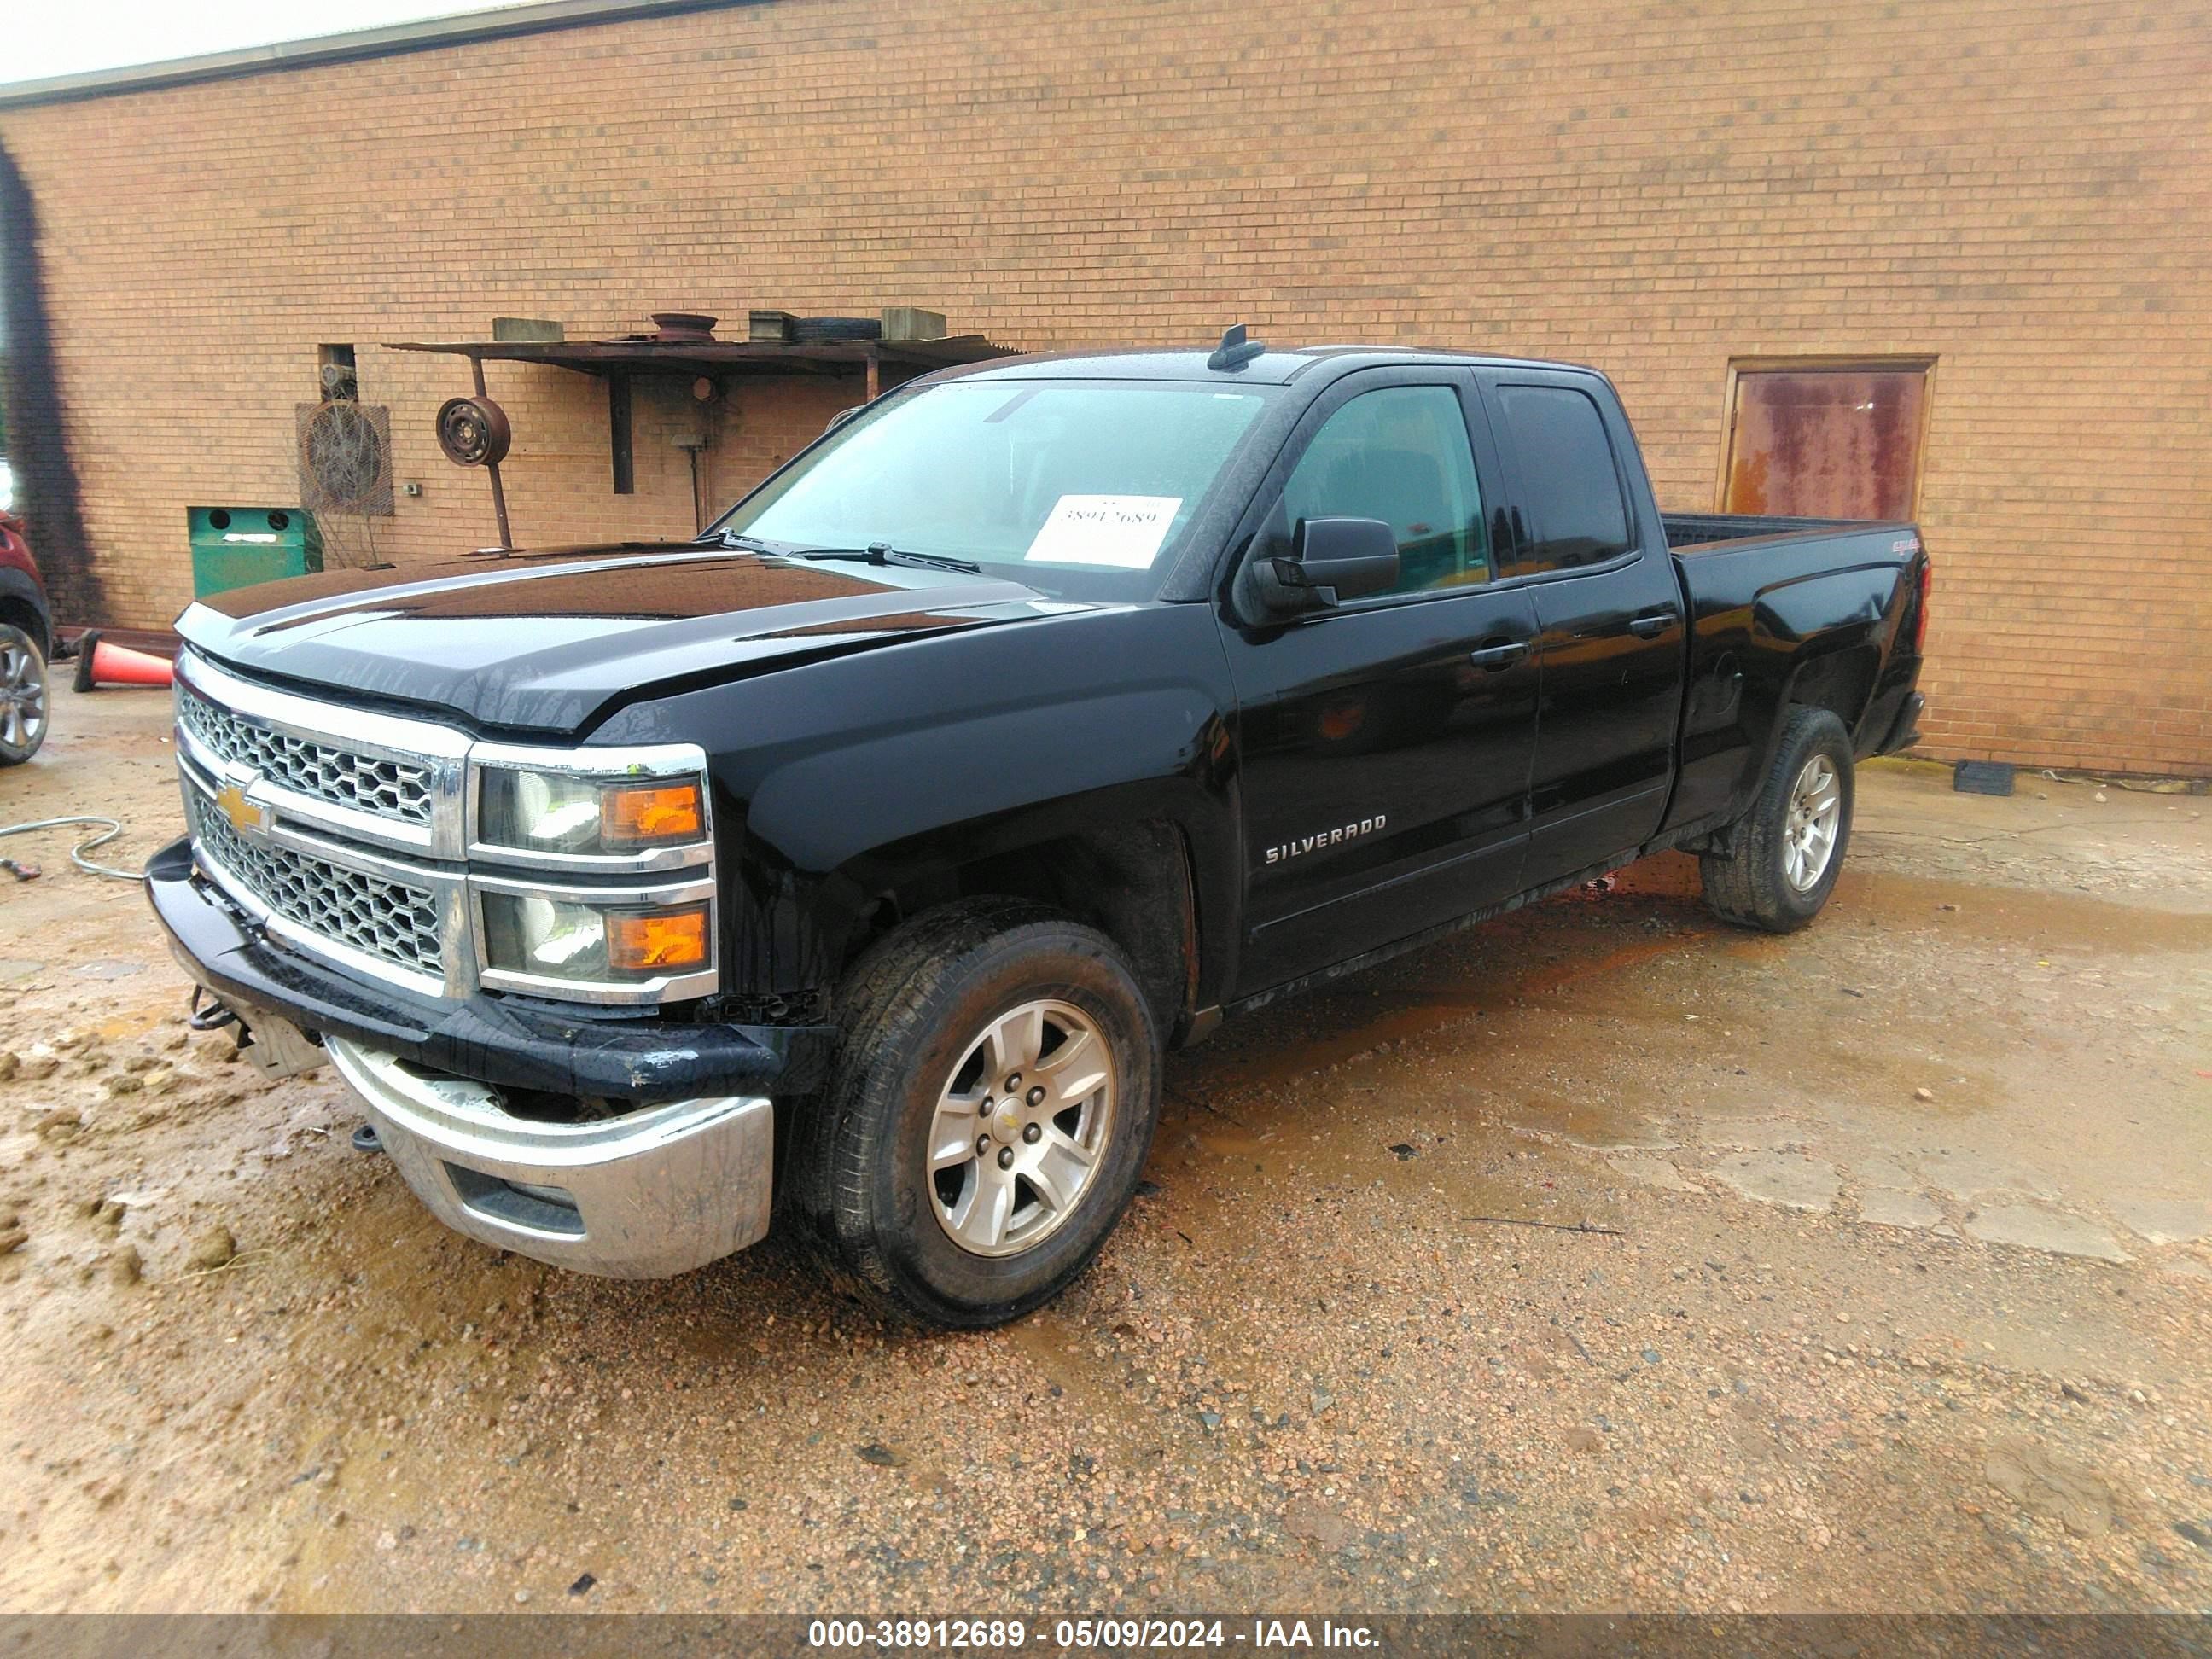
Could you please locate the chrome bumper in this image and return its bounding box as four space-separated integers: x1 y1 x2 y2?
324 1037 773 1279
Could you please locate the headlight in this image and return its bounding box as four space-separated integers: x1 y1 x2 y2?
469 746 715 1000
479 766 706 857
480 893 711 985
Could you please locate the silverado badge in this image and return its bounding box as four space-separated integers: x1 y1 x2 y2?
1264 815 1387 865
214 781 270 837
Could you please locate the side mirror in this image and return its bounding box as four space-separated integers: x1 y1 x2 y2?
1257 517 1400 614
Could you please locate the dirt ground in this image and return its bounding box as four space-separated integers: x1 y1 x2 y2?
0 684 2206 1617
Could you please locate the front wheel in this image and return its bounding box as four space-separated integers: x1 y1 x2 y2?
1699 707 1854 932
789 899 1161 1328
0 625 49 765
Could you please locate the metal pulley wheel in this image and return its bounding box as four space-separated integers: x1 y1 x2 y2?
435 395 512 467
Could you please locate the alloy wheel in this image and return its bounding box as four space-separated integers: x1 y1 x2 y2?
0 637 45 754
927 998 1116 1259
1783 754 1842 891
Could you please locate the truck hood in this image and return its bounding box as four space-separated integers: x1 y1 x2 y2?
176 542 1075 734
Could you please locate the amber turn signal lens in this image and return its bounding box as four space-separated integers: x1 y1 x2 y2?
607 905 710 973
601 781 704 844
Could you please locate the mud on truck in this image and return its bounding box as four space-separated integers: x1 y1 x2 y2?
150 335 1930 1328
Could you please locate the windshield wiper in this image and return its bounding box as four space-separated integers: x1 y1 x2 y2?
789 542 983 576
709 532 983 575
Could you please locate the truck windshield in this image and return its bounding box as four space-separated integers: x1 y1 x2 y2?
709 379 1278 601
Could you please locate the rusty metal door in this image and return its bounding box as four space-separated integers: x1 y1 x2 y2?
1722 366 1928 520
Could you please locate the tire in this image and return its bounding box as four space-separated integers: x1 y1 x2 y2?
0 624 49 765
789 898 1161 1328
1699 707 1854 933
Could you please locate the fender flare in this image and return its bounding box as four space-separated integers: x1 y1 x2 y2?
0 568 51 658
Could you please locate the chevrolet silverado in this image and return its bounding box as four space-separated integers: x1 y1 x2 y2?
148 335 1930 1327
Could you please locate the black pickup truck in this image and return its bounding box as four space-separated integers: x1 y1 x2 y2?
149 335 1930 1326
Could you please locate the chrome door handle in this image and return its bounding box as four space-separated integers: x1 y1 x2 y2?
1467 640 1530 670
1628 611 1677 638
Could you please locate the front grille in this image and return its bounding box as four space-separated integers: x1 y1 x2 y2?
178 683 434 825
188 790 445 980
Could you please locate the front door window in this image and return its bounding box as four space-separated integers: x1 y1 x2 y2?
1280 386 1493 594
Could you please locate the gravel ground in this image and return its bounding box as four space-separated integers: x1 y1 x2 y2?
0 687 2206 1616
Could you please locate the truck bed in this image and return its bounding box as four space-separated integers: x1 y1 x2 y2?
1656 511 1927 836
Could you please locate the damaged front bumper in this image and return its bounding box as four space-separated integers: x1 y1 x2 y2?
145 835 828 1277
326 1039 772 1278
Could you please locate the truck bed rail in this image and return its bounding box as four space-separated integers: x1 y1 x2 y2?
1662 511 1870 550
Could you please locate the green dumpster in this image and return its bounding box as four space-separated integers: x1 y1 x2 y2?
189 506 323 597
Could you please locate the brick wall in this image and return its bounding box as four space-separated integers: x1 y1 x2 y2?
0 0 2204 771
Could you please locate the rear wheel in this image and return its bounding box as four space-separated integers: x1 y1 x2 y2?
789 899 1161 1328
1700 707 1854 932
0 625 49 765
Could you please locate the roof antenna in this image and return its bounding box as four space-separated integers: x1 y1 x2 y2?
1207 323 1266 373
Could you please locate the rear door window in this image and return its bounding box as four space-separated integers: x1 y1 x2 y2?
1494 383 1634 572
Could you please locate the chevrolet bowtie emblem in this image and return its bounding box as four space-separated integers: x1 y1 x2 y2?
214 782 269 836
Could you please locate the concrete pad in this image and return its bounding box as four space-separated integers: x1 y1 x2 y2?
2106 1196 2212 1247
72 960 144 981
1984 1435 2113 1538
1920 1149 2063 1204
1705 1150 1839 1214
1505 1094 1678 1153
1856 1156 1922 1190
1965 1203 2131 1264
1859 1189 1945 1231
1605 1154 1696 1193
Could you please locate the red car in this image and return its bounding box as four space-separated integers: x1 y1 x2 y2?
0 509 52 765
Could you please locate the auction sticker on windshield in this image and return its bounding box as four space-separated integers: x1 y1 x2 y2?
1024 494 1182 568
